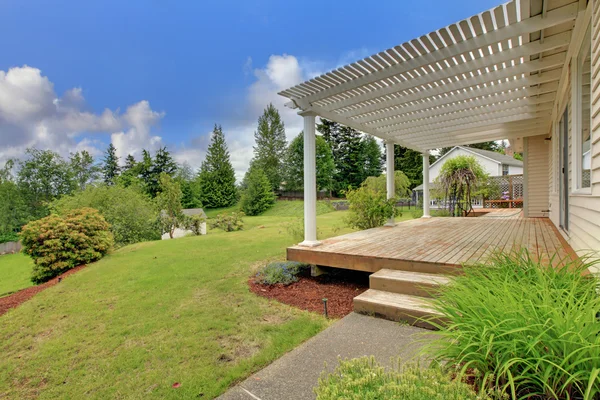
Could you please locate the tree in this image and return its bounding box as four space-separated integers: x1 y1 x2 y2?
117 154 143 188
156 173 185 239
362 135 383 179
199 125 238 208
70 150 100 191
123 154 137 172
51 185 160 246
240 166 276 216
147 147 178 197
436 155 488 217
102 143 120 184
284 132 335 192
0 179 28 235
362 171 412 198
175 162 202 209
317 119 365 194
18 148 75 219
250 103 287 191
393 146 435 189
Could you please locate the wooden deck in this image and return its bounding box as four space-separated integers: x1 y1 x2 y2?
288 215 575 274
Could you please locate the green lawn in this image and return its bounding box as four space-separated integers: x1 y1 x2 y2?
203 199 335 218
0 210 352 399
0 253 34 297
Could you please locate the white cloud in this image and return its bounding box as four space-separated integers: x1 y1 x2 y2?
0 65 164 165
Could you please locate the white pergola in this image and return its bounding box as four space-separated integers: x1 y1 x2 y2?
278 0 581 246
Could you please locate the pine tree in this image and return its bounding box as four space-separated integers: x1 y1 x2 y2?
317 119 365 195
250 103 287 191
284 132 335 192
123 154 137 172
361 135 383 179
199 125 237 208
147 147 177 197
102 144 120 185
240 166 276 216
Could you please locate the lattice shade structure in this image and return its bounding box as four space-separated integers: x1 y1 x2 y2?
279 0 579 152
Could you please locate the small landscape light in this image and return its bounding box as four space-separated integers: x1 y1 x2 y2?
322 298 328 319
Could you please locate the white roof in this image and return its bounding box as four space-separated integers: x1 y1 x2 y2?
279 0 580 152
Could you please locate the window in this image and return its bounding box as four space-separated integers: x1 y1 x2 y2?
502 164 509 176
577 24 592 190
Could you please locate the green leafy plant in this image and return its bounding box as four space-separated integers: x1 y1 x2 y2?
184 214 206 235
425 250 600 400
0 232 20 244
240 167 276 216
156 173 185 239
51 184 160 247
361 171 412 198
20 208 114 283
436 155 488 217
314 356 482 400
345 186 398 230
255 261 309 285
209 212 244 232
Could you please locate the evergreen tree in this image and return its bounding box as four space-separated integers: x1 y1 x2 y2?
361 135 383 179
317 119 365 195
199 125 237 208
147 147 177 197
250 103 287 191
284 132 335 192
176 162 202 209
102 143 120 185
394 146 435 189
240 166 276 216
123 154 137 172
70 150 100 191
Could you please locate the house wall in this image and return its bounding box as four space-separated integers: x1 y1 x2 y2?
547 0 600 268
508 165 524 175
429 148 502 181
523 135 550 218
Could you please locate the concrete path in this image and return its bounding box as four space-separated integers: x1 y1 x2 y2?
217 313 431 400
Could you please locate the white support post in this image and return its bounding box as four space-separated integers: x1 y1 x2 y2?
299 111 320 247
422 152 431 218
385 140 396 226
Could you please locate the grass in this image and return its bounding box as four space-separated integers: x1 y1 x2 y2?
0 209 352 399
204 199 336 219
426 250 600 400
0 253 34 297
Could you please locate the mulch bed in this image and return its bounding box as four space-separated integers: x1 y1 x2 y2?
249 269 369 318
0 265 87 317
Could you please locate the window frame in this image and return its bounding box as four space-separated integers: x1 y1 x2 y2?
572 21 592 194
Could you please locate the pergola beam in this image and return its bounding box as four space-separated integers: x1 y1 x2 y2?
287 2 577 107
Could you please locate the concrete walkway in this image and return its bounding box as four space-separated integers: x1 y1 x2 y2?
217 313 431 400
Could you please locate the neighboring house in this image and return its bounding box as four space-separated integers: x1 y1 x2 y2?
412 146 524 207
161 208 207 240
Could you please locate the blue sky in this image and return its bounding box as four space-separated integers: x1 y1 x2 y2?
0 0 501 180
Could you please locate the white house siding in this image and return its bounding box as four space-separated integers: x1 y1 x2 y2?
524 135 550 218
548 1 600 269
429 148 504 182
508 165 524 175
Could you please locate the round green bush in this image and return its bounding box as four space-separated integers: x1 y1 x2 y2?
20 208 114 283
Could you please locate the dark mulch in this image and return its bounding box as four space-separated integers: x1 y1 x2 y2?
0 265 87 317
249 269 369 318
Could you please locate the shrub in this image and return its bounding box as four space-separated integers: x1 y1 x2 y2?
156 173 185 239
426 250 600 400
51 185 159 247
209 212 244 232
345 186 398 230
0 232 19 244
435 155 488 217
314 357 481 400
255 261 309 285
240 167 276 216
184 214 206 235
20 208 114 283
361 171 412 198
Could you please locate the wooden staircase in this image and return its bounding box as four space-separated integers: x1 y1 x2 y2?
353 269 451 329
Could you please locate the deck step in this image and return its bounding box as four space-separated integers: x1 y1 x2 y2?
353 289 445 330
369 269 451 297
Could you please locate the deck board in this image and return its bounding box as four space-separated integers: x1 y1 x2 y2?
287 214 576 273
